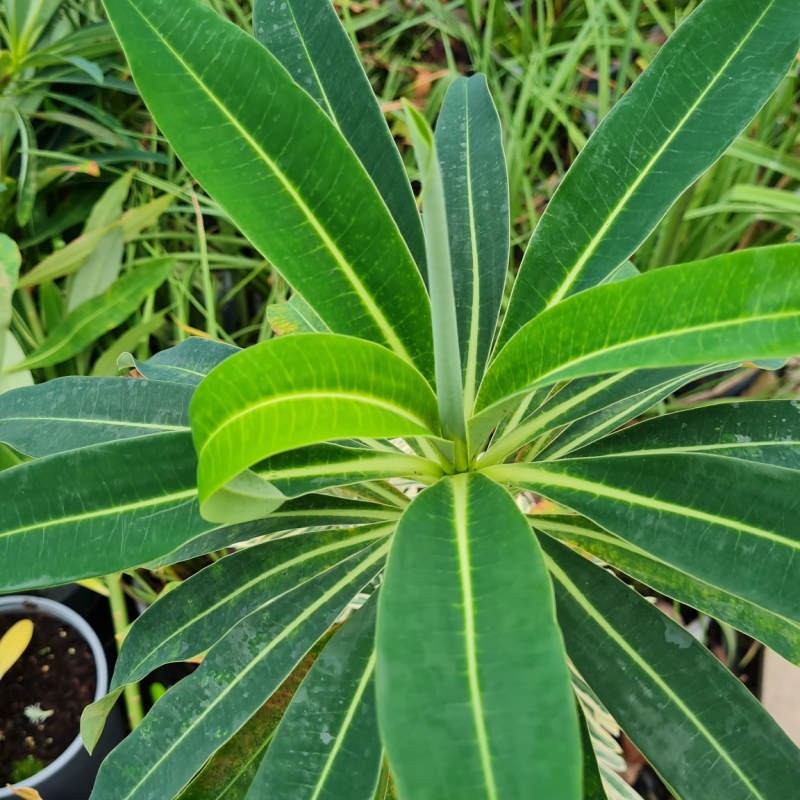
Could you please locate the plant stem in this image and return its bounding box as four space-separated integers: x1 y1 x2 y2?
105 574 144 730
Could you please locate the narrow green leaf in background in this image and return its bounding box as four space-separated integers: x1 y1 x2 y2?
543 537 800 799
377 473 581 800
0 233 21 372
499 0 800 345
12 258 173 371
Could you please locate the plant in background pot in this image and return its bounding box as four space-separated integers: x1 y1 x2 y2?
0 596 111 800
1 0 800 798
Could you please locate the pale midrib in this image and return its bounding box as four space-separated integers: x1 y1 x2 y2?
485 308 797 412
121 526 392 685
0 486 197 541
118 543 388 800
537 521 800 629
546 2 776 309
255 453 437 482
542 367 713 460
496 463 798 550
309 651 376 800
546 558 767 799
463 89 482 415
452 477 498 800
129 5 412 365
567 441 798 459
198 390 433 461
0 416 187 432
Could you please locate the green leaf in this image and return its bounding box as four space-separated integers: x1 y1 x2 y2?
0 377 192 456
0 332 33 395
252 0 426 277
112 524 393 687
248 598 381 800
499 0 800 345
0 432 271 590
435 75 509 410
477 246 800 415
252 443 441 499
574 399 800 470
102 0 433 377
66 171 133 310
0 233 21 372
13 258 174 371
18 194 173 288
543 537 800 799
376 473 581 800
191 334 440 522
118 336 240 385
577 705 609 800
489 453 800 621
90 542 388 800
535 514 800 664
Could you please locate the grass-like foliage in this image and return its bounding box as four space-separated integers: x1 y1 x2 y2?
1 0 799 797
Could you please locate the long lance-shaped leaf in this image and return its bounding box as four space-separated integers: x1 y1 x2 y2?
113 524 393 688
577 705 609 800
573 400 800 469
191 334 441 522
102 0 433 377
118 336 240 385
535 515 800 664
435 75 509 410
376 473 581 800
89 543 388 800
252 0 426 277
0 234 21 372
11 258 174 371
252 443 441 499
484 364 718 464
488 453 800 621
536 365 726 461
248 598 381 800
147 494 400 568
477 246 800 415
0 378 192 456
0 432 277 590
498 0 800 347
542 537 800 799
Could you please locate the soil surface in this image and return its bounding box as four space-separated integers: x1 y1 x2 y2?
0 611 96 784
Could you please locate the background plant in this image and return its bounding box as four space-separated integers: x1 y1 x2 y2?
0 1 799 799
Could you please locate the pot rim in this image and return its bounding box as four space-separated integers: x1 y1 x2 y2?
0 594 108 797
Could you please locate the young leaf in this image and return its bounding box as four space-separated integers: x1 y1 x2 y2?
190 334 440 522
499 0 800 345
102 0 433 377
543 537 800 799
435 75 509 411
252 0 426 276
376 473 581 799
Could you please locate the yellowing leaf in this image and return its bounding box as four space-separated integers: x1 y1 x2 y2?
0 618 34 680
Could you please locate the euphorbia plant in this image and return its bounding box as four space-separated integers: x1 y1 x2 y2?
0 0 799 797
